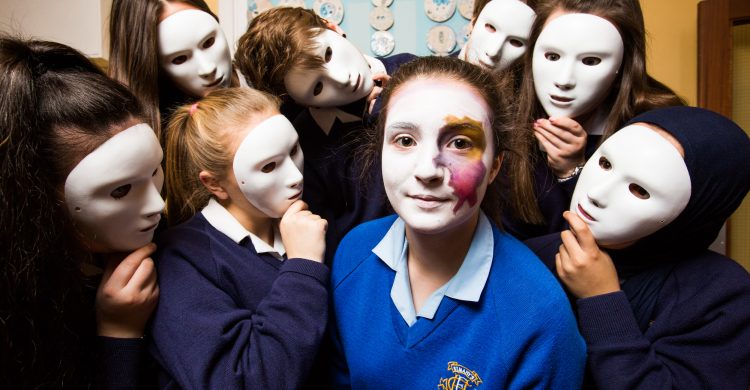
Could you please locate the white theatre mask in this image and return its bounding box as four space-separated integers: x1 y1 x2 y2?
158 9 232 97
382 78 500 235
64 124 165 253
570 124 691 247
233 115 304 218
283 29 374 108
532 13 624 118
461 0 536 71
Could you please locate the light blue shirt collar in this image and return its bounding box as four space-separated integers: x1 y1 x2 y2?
372 212 494 326
201 198 286 260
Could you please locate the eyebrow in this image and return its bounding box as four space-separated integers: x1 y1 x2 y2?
384 121 418 132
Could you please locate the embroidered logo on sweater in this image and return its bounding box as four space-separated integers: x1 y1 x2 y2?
438 361 483 389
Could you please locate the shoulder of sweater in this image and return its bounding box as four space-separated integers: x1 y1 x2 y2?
665 251 750 305
154 214 221 276
331 214 398 287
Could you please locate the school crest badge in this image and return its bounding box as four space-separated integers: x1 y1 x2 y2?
438 361 483 389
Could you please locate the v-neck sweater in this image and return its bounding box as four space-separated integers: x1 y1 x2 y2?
330 215 586 388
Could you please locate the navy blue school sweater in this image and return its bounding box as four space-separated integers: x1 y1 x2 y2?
330 215 586 388
148 213 329 389
527 234 750 390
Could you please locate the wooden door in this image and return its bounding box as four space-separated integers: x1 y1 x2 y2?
698 0 750 270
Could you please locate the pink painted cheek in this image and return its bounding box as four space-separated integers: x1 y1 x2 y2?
434 153 487 213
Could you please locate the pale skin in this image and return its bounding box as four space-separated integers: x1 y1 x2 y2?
533 116 587 177
199 112 327 262
96 243 160 338
556 124 685 299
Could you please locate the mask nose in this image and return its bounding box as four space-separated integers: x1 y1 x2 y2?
196 52 217 79
144 183 165 218
486 35 506 62
586 180 612 209
284 159 304 190
553 60 576 90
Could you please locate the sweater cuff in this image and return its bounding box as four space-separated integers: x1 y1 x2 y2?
576 291 642 345
282 257 330 284
96 336 144 388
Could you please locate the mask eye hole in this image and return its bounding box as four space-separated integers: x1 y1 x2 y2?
629 183 650 199
261 162 277 173
582 56 602 66
544 52 560 61
598 156 612 170
202 36 215 49
110 184 132 199
152 168 158 177
171 55 188 65
313 82 323 96
290 143 299 157
509 38 524 48
484 23 496 33
324 46 332 63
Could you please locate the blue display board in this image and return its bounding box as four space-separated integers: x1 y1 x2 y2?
246 0 473 56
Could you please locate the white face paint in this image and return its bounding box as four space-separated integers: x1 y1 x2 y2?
570 124 691 247
532 13 624 118
64 124 164 253
233 115 304 218
158 9 232 97
382 78 497 234
283 29 374 108
462 0 536 71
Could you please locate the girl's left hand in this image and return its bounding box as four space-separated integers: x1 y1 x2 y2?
556 211 620 299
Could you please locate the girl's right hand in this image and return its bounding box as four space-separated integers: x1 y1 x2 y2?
280 200 327 263
533 117 587 178
96 243 159 338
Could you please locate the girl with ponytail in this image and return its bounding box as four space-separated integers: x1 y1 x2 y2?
150 87 329 388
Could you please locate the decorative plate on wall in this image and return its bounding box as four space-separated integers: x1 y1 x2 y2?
369 5 394 30
312 0 345 24
458 0 474 20
426 25 456 54
371 0 394 6
371 30 396 56
277 0 306 8
424 0 456 23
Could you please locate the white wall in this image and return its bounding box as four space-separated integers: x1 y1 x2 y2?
0 0 112 58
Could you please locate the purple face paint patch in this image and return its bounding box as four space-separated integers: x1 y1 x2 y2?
434 115 489 213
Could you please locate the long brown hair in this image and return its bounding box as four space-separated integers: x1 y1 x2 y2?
0 36 145 388
165 88 280 225
360 56 539 225
235 7 329 100
108 0 217 139
516 0 685 141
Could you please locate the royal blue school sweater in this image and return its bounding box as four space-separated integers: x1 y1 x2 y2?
330 215 586 389
148 213 329 389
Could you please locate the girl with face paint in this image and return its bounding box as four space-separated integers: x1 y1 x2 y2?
108 0 239 140
151 88 329 389
526 106 750 389
329 56 585 388
236 7 418 264
0 37 163 388
504 0 686 240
